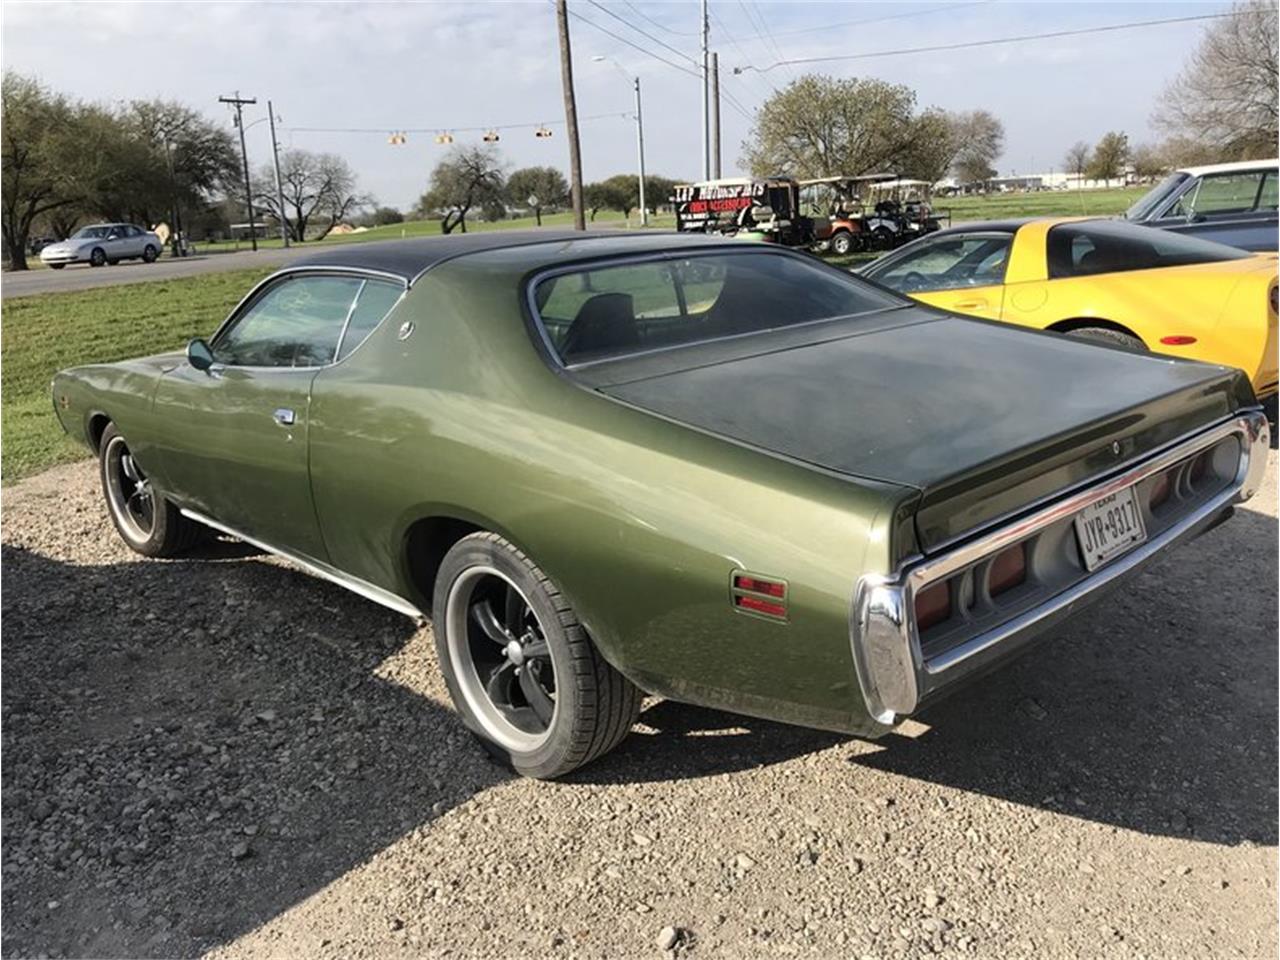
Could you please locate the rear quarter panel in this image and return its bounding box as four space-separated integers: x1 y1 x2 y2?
307 260 918 735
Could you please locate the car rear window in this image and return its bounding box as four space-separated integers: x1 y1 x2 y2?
532 250 902 365
1046 220 1249 279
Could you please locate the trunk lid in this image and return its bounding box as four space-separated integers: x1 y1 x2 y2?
598 312 1252 552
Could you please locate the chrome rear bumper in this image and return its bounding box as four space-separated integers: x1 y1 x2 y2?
850 410 1270 726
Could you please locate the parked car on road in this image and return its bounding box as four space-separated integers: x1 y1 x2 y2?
1123 159 1278 252
861 217 1279 399
39 223 162 269
52 232 1270 777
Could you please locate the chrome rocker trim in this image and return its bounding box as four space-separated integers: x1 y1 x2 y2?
179 508 426 622
850 410 1270 727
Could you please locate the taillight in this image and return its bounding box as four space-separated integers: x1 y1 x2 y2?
988 543 1027 597
914 580 951 631
1148 469 1173 509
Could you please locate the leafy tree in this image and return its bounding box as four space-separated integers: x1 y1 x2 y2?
1154 0 1278 160
950 110 1004 184
1063 141 1091 180
1129 143 1169 181
583 182 614 221
897 108 958 184
1087 131 1129 184
415 145 505 234
253 150 368 242
506 166 568 226
742 74 917 179
643 174 678 214
371 205 403 226
1 73 81 269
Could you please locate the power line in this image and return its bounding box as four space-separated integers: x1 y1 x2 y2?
737 1 990 43
285 111 631 136
620 0 699 37
709 6 779 97
561 2 754 121
739 0 795 80
584 0 699 67
736 11 1243 74
559 3 702 80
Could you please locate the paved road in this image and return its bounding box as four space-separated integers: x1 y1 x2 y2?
1 452 1275 959
0 248 313 299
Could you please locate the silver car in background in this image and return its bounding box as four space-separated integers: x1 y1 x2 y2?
39 223 163 269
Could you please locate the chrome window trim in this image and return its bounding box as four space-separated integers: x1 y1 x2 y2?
523 246 908 371
850 409 1270 726
179 507 425 622
333 278 368 361
207 267 408 373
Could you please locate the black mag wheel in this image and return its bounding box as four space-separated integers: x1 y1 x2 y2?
98 423 203 557
434 533 642 779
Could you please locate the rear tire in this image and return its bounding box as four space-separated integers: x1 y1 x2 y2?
831 231 854 255
142 244 158 263
49 263 65 270
98 423 204 557
1064 326 1145 352
432 532 641 779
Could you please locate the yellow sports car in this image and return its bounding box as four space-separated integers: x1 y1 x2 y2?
861 217 1278 398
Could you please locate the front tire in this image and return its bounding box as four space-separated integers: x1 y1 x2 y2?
433 532 641 779
1064 326 1145 352
48 263 65 270
89 247 106 267
830 231 854 255
98 423 203 557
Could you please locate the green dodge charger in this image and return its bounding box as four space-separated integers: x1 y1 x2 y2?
53 231 1270 778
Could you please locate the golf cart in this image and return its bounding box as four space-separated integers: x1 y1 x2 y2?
799 174 898 255
671 177 815 247
863 178 948 249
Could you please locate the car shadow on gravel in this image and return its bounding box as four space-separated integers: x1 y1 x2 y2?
850 508 1278 847
0 543 507 959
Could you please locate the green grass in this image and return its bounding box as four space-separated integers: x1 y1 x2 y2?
2 266 275 481
200 210 678 254
937 185 1148 223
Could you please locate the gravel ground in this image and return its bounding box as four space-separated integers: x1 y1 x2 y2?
2 454 1276 960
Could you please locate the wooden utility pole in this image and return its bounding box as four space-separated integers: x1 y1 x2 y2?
556 0 586 231
219 93 259 251
710 52 721 179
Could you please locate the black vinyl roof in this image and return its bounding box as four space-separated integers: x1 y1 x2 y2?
290 229 690 282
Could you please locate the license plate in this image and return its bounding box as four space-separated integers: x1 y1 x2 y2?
1074 487 1147 572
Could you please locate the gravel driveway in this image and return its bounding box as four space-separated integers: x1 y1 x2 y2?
3 455 1276 959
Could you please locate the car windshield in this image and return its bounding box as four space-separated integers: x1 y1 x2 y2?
1124 173 1187 220
532 250 904 365
1046 220 1250 279
71 226 113 239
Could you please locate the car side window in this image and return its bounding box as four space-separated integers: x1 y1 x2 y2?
1258 171 1278 211
213 275 364 368
335 279 404 361
1187 171 1266 217
874 235 1013 293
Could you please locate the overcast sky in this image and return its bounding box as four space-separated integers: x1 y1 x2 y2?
2 0 1231 209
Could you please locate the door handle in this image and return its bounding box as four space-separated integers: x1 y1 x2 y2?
273 408 296 426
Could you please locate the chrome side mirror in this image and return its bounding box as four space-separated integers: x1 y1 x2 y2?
187 338 215 372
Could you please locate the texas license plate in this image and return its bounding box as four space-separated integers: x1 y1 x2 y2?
1074 487 1147 572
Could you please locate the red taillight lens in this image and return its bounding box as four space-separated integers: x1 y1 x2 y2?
1148 470 1172 509
1159 335 1197 346
914 580 951 631
733 575 785 598
988 543 1027 597
734 594 786 618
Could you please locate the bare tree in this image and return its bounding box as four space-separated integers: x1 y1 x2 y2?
950 109 1004 184
1154 0 1278 160
1063 141 1091 181
415 146 506 234
253 150 367 242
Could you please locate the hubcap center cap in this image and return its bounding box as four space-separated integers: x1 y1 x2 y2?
504 639 525 666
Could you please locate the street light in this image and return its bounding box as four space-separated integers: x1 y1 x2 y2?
592 55 647 227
